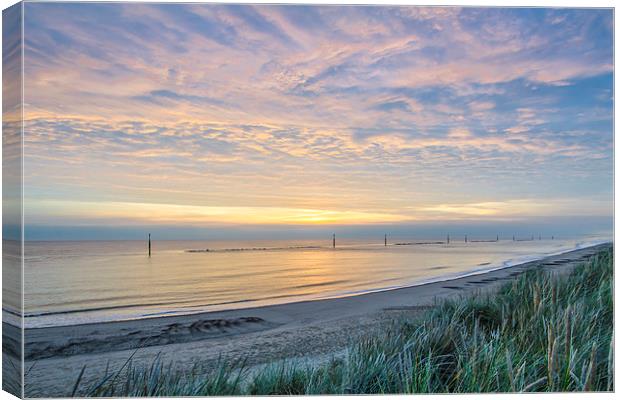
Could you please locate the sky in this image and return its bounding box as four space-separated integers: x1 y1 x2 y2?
17 3 613 240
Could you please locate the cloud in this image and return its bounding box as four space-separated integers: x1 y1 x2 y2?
422 198 612 219
19 4 613 228
505 126 530 134
447 128 472 139
133 89 230 108
469 101 495 111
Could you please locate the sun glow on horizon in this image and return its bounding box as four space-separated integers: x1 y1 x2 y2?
25 200 412 226
23 197 612 228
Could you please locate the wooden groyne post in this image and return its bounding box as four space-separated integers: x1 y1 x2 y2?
496 234 499 242
332 233 336 249
465 235 468 243
148 233 151 257
384 234 387 246
447 234 450 244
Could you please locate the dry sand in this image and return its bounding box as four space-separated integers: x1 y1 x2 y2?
21 243 610 397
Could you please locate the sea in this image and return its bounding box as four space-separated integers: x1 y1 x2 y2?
14 234 611 328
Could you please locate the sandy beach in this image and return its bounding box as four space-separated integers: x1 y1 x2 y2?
21 243 609 397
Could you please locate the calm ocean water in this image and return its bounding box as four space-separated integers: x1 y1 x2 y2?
18 235 610 328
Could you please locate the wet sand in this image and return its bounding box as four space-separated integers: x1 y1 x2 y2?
21 243 610 397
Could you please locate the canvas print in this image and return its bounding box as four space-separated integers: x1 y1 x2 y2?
1 1 614 398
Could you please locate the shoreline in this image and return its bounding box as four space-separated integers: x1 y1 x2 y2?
17 239 609 330
22 242 610 396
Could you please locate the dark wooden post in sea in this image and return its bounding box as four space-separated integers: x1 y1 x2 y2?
447 234 450 244
539 234 541 240
552 235 554 240
384 234 387 246
332 233 336 249
496 234 499 242
465 235 468 243
513 235 515 241
148 233 151 257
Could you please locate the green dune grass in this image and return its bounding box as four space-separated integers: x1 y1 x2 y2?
76 247 613 396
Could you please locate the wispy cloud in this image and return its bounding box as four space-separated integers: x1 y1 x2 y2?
21 4 613 230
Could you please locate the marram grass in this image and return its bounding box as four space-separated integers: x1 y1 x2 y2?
75 248 613 396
